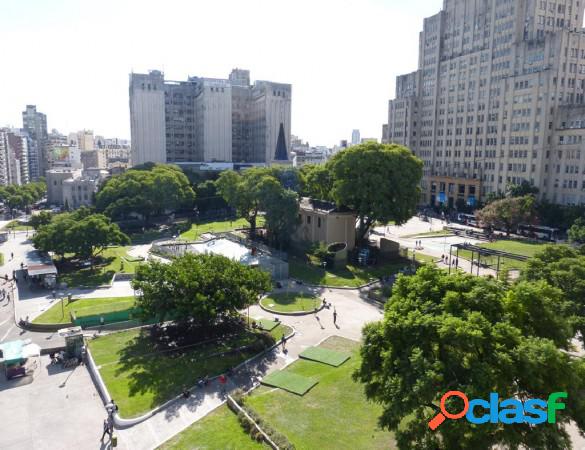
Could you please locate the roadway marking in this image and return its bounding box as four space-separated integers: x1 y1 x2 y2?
1 325 14 342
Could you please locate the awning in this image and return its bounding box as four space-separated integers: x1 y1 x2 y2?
27 264 58 277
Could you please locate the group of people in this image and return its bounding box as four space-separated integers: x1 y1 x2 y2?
440 255 459 267
414 240 424 250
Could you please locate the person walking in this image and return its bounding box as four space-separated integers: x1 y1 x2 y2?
100 418 111 441
219 374 227 394
280 333 286 351
333 308 338 326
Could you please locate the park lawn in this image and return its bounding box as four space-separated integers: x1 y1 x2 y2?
406 249 438 265
180 217 266 241
158 405 268 450
3 220 29 231
32 296 135 324
57 246 141 288
456 240 549 272
88 323 291 418
402 230 452 239
0 253 3 266
289 258 409 288
260 293 319 313
246 336 395 450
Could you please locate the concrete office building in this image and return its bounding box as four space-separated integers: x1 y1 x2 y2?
386 0 585 207
0 129 29 186
130 69 291 167
22 105 48 180
46 168 108 209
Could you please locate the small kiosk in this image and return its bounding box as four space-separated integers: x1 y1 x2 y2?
0 339 41 380
58 327 84 359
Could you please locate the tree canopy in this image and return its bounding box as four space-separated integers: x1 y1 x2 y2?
568 218 585 245
95 164 195 221
475 195 536 235
300 164 333 201
131 253 271 325
327 143 422 242
0 181 46 213
215 168 299 247
523 245 585 343
33 207 129 260
354 266 585 450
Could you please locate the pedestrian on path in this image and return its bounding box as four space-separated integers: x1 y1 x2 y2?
219 374 227 394
100 418 112 441
281 333 286 351
333 308 338 326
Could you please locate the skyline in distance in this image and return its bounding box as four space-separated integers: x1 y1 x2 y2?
0 0 443 146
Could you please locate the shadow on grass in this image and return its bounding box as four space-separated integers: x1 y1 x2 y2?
109 322 276 416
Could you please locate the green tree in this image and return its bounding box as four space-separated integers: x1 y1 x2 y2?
32 209 129 260
131 253 271 325
0 181 46 214
95 164 195 221
568 218 585 245
328 143 422 242
475 195 536 235
262 182 300 249
506 180 539 198
354 266 585 450
29 211 53 230
300 164 333 200
523 245 585 343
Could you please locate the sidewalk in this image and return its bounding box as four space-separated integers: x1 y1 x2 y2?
115 288 383 449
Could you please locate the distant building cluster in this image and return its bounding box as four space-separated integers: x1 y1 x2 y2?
129 69 291 168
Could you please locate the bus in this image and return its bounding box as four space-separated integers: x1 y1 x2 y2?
457 213 478 227
517 224 559 241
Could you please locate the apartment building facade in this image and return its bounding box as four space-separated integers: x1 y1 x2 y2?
129 69 291 167
387 0 585 207
22 105 48 180
0 129 30 186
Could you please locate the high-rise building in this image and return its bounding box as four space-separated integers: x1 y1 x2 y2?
129 69 292 167
351 129 361 146
0 129 30 185
387 0 585 207
22 105 48 180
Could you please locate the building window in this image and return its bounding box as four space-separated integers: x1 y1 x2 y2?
317 218 321 228
307 216 311 224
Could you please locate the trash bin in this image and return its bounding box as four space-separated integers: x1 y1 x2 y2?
111 435 118 447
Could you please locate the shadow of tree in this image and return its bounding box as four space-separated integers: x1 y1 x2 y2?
109 323 276 416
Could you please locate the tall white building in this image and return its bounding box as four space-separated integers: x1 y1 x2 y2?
0 129 30 186
21 105 48 180
351 129 361 146
387 0 585 207
129 69 292 167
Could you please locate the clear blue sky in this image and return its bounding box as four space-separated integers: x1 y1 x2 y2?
0 0 443 146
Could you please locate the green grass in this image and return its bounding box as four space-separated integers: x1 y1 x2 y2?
260 293 319 313
57 246 141 287
261 371 318 395
246 337 395 449
3 220 29 231
89 323 291 418
289 258 409 288
0 253 4 266
158 405 268 450
299 347 351 367
456 240 548 272
406 249 438 265
180 217 266 241
257 319 279 332
32 296 135 324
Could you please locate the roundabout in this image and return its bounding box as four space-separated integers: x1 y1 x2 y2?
259 293 323 316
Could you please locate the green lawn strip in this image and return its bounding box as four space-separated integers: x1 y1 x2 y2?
3 220 29 231
288 257 407 288
257 319 279 332
158 404 268 450
260 293 318 313
0 253 4 266
406 250 437 265
246 336 396 449
180 217 266 241
88 326 280 418
57 246 141 288
261 371 318 396
455 240 547 272
33 296 136 324
299 347 351 367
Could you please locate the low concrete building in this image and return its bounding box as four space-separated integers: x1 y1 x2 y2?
294 198 356 251
46 168 108 209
